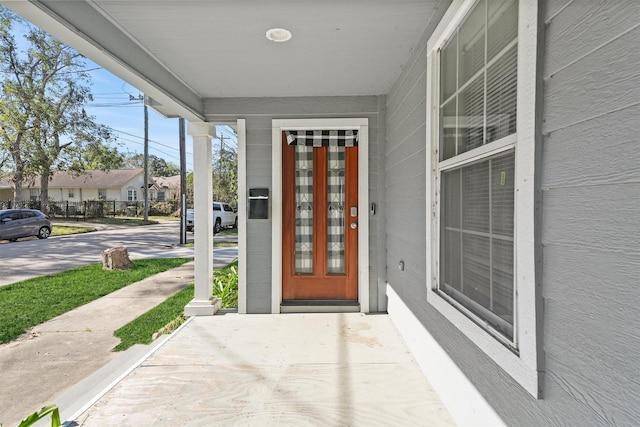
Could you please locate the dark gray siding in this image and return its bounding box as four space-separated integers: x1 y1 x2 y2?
205 97 386 313
385 0 640 425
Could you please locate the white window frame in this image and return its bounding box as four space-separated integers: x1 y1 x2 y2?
127 188 137 202
425 0 541 397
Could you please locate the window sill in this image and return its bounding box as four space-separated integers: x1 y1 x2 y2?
427 287 540 397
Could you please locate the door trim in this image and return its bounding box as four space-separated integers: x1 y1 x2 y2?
272 118 369 313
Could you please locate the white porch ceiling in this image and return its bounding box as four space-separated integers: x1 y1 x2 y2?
4 0 449 120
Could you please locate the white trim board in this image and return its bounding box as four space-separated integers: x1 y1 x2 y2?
386 285 506 427
236 119 247 314
271 118 370 313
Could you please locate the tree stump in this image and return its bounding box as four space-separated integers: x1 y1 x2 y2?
102 246 133 270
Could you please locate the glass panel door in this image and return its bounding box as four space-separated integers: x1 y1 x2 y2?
295 145 313 273
327 145 346 274
282 131 358 301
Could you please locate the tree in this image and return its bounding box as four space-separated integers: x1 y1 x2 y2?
0 11 32 203
213 143 237 206
123 153 180 177
183 138 237 208
0 8 121 210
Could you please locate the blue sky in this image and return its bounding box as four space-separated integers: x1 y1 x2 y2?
84 63 238 173
83 65 195 171
9 12 238 173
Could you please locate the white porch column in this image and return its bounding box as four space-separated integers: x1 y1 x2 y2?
185 121 221 316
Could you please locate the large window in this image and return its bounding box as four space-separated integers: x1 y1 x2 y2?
426 0 540 396
438 0 518 343
127 189 137 201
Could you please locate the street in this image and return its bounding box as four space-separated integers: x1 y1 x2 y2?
0 221 237 287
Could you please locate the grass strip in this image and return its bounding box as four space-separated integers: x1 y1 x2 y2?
83 217 158 226
113 260 239 352
0 258 190 344
51 225 95 236
113 284 194 351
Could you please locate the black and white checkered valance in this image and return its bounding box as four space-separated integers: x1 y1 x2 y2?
285 130 358 147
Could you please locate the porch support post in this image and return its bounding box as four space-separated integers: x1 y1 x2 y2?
185 121 221 316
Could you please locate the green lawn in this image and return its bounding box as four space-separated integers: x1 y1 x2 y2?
0 258 191 344
218 227 238 236
51 225 95 236
82 217 158 226
149 215 179 221
113 284 194 351
114 260 238 352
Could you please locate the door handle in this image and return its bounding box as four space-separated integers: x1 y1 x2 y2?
350 222 357 229
350 206 357 217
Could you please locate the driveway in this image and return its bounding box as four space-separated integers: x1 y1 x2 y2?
0 221 237 287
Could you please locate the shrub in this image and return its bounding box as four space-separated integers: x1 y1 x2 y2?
149 200 179 216
213 261 238 309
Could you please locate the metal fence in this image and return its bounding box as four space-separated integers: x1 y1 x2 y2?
0 199 180 219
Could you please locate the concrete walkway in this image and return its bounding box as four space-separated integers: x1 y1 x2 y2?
0 250 234 427
67 313 455 427
1 239 454 426
0 262 196 426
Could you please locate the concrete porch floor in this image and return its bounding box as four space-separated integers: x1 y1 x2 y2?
69 312 455 426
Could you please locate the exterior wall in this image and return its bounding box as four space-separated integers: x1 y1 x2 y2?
537 0 640 424
385 0 640 425
121 176 144 201
41 188 80 202
0 189 12 202
70 188 119 201
204 97 386 314
1 184 141 203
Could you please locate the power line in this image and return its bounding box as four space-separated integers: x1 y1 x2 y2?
0 66 103 75
112 128 190 155
117 136 193 169
85 103 142 108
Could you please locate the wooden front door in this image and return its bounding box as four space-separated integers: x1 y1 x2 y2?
282 131 358 300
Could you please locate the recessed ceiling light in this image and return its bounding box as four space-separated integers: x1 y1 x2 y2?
266 28 292 43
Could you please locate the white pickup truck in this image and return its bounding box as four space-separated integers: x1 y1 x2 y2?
185 202 237 234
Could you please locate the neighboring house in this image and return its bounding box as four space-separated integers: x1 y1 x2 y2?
6 1 639 425
152 175 181 201
0 169 157 203
0 178 11 202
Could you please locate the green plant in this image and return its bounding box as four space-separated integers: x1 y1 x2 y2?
213 260 238 309
17 404 60 427
148 201 179 216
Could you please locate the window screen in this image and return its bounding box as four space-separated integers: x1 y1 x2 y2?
439 0 518 161
438 0 518 341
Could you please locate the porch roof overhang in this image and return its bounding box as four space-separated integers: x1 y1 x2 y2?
4 0 449 120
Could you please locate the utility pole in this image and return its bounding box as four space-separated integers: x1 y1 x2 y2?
216 133 230 200
179 118 187 244
143 95 149 222
129 93 149 221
